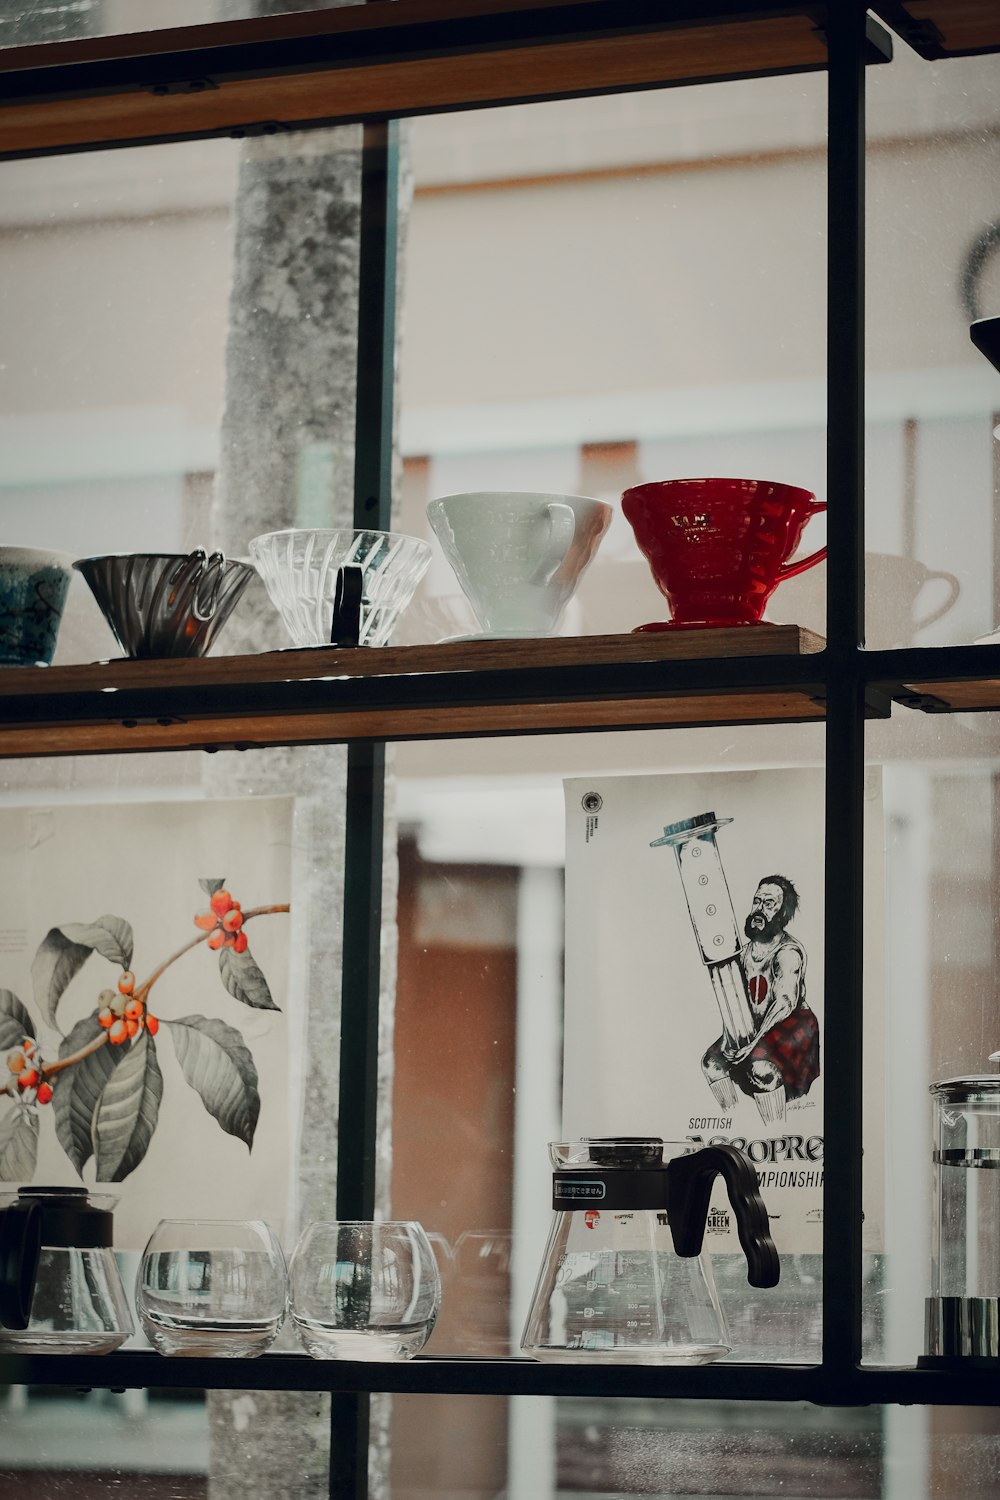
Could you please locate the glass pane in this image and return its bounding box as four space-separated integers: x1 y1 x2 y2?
394 717 831 1378
864 43 1000 648
0 1386 208 1495
392 70 833 1398
863 35 1000 1374
0 1 369 48
390 1394 1000 1499
398 80 828 645
867 704 1000 1369
4 19 999 1500
0 114 364 1488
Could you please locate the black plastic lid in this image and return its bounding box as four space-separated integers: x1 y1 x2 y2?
14 1187 113 1249
585 1137 664 1168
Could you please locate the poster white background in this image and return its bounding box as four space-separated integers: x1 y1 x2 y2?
0 797 294 1249
563 767 884 1256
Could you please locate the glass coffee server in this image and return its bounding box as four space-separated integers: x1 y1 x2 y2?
1 2 999 1497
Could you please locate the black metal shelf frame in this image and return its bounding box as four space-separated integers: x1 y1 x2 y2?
1 2 997 1494
1 1349 999 1409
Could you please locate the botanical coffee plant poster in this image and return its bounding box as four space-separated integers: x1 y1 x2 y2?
0 796 294 1248
562 767 885 1257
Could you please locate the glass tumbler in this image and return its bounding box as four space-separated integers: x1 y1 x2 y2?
135 1219 288 1357
290 1220 441 1360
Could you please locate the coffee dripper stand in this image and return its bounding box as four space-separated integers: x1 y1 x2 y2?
920 1052 1000 1365
520 1138 779 1365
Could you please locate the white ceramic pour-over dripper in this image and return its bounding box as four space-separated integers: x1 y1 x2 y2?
426 491 612 639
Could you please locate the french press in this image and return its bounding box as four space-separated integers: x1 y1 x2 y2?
0 1186 134 1355
521 1138 779 1364
924 1058 1000 1362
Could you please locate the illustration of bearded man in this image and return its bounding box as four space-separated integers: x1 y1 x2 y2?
702 874 820 1124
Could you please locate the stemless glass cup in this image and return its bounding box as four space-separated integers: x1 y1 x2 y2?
290 1220 441 1361
135 1219 288 1358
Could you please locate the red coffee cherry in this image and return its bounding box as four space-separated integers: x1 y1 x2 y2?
97 1007 115 1029
222 907 244 933
124 997 144 1021
17 1069 39 1090
207 929 226 951
36 1083 53 1105
145 1014 159 1037
118 971 135 996
108 1018 128 1046
232 931 248 955
210 889 234 917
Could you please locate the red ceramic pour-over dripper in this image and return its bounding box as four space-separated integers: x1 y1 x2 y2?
621 477 827 630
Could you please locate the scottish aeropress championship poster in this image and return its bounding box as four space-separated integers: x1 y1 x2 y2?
562 768 885 1256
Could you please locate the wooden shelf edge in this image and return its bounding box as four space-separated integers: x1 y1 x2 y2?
0 625 827 700
898 679 1000 714
868 1 1000 59
0 1 817 72
0 5 837 159
0 692 830 759
0 628 833 756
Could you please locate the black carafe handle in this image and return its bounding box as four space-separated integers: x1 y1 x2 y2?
331 563 364 647
0 1201 42 1330
665 1143 780 1288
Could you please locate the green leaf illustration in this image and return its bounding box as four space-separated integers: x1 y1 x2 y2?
93 1029 163 1182
32 916 134 1032
218 946 280 1012
52 1014 124 1175
0 1107 39 1181
165 1015 260 1150
199 878 226 896
58 917 134 971
0 989 36 1052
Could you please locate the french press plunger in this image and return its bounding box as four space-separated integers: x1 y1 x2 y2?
923 1055 1000 1362
521 1137 779 1364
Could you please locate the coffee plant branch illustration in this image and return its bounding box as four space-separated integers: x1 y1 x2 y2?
0 879 289 1184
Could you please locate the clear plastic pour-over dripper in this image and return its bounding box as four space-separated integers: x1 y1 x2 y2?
521 1138 779 1365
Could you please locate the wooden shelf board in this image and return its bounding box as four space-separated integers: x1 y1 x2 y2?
0 692 830 758
901 679 1000 714
869 1 1000 57
0 626 828 757
0 3 835 159
0 624 825 697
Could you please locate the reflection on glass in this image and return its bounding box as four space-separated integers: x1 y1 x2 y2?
0 1 368 47
1 21 999 1500
865 49 1000 649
